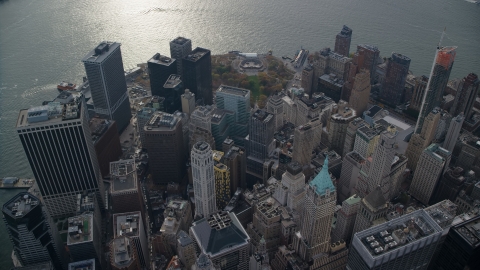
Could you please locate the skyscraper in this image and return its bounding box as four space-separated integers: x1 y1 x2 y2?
110 236 141 270
301 65 314 96
415 46 456 134
328 102 357 155
379 53 411 106
113 212 149 269
170 37 192 77
182 47 213 105
450 73 479 119
110 159 142 214
334 25 353 57
213 151 231 209
147 53 177 98
191 141 217 218
406 109 440 171
177 231 197 270
67 213 103 268
82 41 132 132
144 111 186 184
16 97 104 217
443 113 464 152
347 210 443 270
292 158 337 266
291 123 316 169
434 167 465 203
266 92 284 131
355 44 380 84
409 75 429 112
332 194 361 244
351 186 389 236
409 144 451 205
162 74 184 113
89 117 122 178
2 192 68 270
246 110 275 183
338 151 366 202
215 85 250 146
348 69 371 115
273 162 306 216
181 89 196 116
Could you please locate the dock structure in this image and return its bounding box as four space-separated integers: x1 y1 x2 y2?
0 177 35 189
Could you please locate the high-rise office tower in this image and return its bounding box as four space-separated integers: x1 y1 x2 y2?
190 212 250 269
82 41 132 132
353 123 383 159
191 141 217 218
182 47 213 105
222 139 247 192
451 73 479 120
110 236 141 270
2 192 68 270
406 109 441 171
67 213 103 268
16 98 104 217
332 194 361 244
177 231 197 270
409 75 429 112
355 44 380 84
415 46 456 134
338 151 366 202
273 162 306 216
249 237 270 270
347 210 443 270
211 108 235 150
351 186 389 236
113 212 149 269
328 102 357 155
435 110 452 142
348 69 371 115
434 167 465 203
379 53 411 106
291 123 316 169
343 118 365 157
181 89 196 116
292 158 337 266
456 137 480 175
137 102 158 148
266 92 284 131
89 117 122 178
144 111 186 184
189 105 214 148
170 37 192 77
334 25 353 57
301 65 314 96
318 73 345 103
215 85 250 146
246 110 275 182
192 253 216 270
148 53 177 97
409 144 451 205
162 74 184 113
110 159 142 214
213 151 231 209
430 215 480 270
313 48 352 82
443 113 464 153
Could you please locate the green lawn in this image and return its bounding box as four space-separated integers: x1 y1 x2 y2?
247 76 261 98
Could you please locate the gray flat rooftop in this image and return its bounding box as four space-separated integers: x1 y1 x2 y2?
68 259 95 270
67 214 94 245
16 101 81 128
113 212 141 238
82 41 121 63
145 111 180 130
171 37 191 45
217 85 250 97
184 47 209 62
164 74 182 89
112 236 135 267
110 159 137 193
3 192 40 219
148 53 175 66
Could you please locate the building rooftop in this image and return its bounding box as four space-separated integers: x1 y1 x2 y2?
217 85 250 97
68 259 95 270
163 74 182 89
358 44 379 52
345 194 362 205
145 111 180 130
17 100 82 128
364 186 387 211
364 105 383 118
82 41 120 63
113 212 141 238
425 144 451 163
211 108 234 124
256 197 283 220
252 109 274 122
184 47 209 62
425 200 457 230
110 159 137 194
2 192 40 219
339 25 352 37
309 157 336 196
319 73 344 87
112 236 136 268
347 151 366 163
190 212 249 257
148 53 175 66
67 214 94 245
177 230 193 247
171 36 191 45
89 117 112 143
353 209 442 264
451 215 480 248
194 141 211 152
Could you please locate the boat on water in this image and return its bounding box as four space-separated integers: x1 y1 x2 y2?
57 81 77 91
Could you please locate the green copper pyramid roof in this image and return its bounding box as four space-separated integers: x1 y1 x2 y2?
309 156 336 196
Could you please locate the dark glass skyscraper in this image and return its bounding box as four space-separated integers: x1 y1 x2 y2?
147 53 177 97
355 44 380 84
246 110 275 183
379 53 411 106
82 41 132 132
16 97 104 217
450 73 479 119
334 25 352 57
415 46 456 134
170 37 192 77
182 47 213 105
2 192 68 270
162 74 184 113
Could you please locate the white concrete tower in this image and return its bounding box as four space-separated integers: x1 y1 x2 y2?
191 141 217 218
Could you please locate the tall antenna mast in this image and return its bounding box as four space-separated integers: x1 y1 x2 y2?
414 28 446 134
